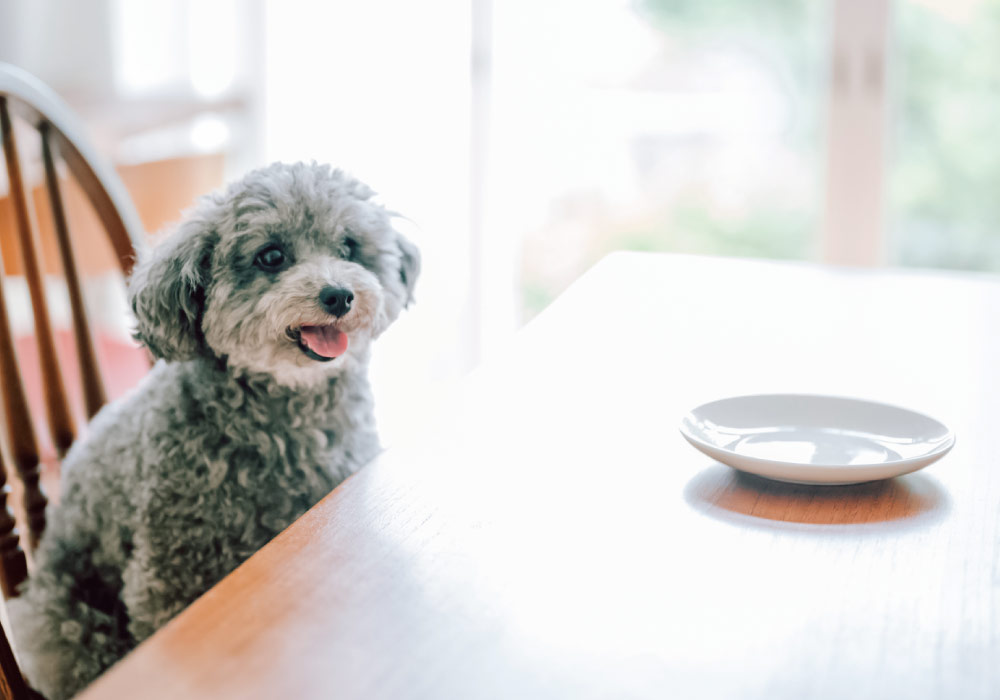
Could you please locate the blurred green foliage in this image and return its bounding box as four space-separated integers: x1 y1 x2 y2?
607 204 813 260
891 0 1000 270
520 0 1000 320
639 0 1000 271
521 1 823 319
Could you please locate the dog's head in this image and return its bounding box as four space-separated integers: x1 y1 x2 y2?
128 162 420 385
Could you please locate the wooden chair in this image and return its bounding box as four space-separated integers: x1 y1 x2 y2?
0 63 145 699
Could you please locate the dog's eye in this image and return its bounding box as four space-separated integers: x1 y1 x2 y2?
254 245 286 271
341 236 358 261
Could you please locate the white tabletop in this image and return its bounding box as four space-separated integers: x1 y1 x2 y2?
82 252 999 700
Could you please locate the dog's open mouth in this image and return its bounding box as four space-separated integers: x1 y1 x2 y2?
286 325 349 362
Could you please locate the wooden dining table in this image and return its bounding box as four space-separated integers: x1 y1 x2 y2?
79 253 998 699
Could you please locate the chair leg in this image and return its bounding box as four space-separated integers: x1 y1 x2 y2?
0 620 37 700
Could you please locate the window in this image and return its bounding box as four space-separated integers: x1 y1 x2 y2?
890 0 1000 270
487 0 829 325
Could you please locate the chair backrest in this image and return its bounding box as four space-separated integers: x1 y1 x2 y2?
0 61 145 699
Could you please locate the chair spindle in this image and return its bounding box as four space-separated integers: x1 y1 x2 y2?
0 450 26 600
0 260 46 552
0 620 36 700
0 245 41 564
51 134 138 277
0 97 51 548
0 97 75 454
41 123 107 418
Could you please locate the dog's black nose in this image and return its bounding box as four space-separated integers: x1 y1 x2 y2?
319 286 354 317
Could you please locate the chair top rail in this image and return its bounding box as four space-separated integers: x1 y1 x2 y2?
0 62 146 272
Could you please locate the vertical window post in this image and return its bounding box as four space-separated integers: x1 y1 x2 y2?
823 0 891 266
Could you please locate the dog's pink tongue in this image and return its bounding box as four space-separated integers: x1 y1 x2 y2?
299 326 349 358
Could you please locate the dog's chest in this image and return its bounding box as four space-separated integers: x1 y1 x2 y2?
206 382 374 508
145 368 378 545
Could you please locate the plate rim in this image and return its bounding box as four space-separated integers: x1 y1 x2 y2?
678 393 956 471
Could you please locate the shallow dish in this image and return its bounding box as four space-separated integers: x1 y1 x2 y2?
679 394 955 485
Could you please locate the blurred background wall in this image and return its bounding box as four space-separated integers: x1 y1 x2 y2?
1 0 998 444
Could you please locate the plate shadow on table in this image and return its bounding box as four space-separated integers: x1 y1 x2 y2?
683 463 949 534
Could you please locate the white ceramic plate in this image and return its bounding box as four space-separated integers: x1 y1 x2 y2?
679 394 955 485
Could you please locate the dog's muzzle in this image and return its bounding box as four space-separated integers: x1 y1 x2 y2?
286 325 349 361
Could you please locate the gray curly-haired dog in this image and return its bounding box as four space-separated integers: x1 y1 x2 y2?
9 162 420 699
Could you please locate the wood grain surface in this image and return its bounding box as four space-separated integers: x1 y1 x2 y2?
78 253 998 699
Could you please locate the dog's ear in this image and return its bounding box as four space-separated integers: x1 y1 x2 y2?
128 217 218 362
396 232 421 308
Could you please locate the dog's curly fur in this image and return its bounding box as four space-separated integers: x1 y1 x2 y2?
8 162 420 699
